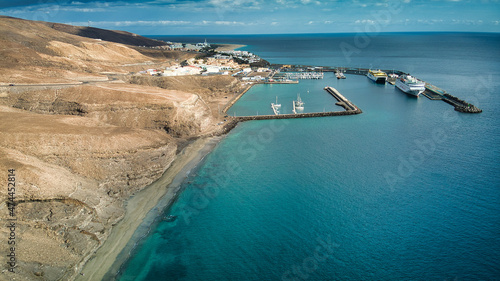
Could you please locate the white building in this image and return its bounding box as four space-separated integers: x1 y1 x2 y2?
162 66 202 76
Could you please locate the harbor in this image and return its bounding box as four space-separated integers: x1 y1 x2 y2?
266 64 482 113
225 63 482 120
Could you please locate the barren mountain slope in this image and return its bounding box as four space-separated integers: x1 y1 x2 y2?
0 16 156 84
43 21 167 47
0 16 241 280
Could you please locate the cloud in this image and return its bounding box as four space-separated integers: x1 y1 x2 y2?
354 19 376 25
209 0 262 10
59 7 106 12
199 20 249 26
69 20 191 27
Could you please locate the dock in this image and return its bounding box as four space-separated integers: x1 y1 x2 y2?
271 103 280 115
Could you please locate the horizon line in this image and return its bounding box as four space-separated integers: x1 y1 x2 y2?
142 31 500 37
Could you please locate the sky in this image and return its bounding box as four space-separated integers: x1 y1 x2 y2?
0 0 499 35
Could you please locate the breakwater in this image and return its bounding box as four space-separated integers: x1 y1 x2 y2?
443 93 483 113
233 109 361 122
424 84 482 113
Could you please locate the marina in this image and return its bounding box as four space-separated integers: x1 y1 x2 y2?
228 84 361 122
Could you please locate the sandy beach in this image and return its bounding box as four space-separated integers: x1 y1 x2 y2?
215 43 246 52
75 136 222 281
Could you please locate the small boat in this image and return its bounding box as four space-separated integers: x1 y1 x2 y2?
163 215 177 222
294 94 304 112
274 96 281 108
271 103 280 115
335 71 346 79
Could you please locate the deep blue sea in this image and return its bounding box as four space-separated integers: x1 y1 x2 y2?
117 33 500 280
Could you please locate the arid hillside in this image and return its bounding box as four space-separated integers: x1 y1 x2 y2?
0 16 242 280
0 15 191 84
42 21 167 47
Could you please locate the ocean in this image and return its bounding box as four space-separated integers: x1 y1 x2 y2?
115 33 500 280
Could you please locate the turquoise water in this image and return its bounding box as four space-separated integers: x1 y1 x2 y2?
227 75 344 116
119 33 500 280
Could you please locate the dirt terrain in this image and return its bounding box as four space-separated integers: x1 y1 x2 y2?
0 16 244 280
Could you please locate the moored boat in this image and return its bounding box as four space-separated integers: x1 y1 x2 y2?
367 69 388 84
274 96 281 108
294 94 304 111
395 74 426 97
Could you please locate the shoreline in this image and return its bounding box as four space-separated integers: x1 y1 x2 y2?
75 136 223 281
215 43 246 51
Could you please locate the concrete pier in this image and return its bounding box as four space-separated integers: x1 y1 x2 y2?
324 86 359 111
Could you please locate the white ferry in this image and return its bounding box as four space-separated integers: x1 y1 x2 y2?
395 75 426 97
367 69 388 84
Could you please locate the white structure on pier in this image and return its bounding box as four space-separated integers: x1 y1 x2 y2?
284 72 324 79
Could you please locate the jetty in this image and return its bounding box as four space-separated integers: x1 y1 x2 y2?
424 84 482 113
271 103 280 115
324 86 359 111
